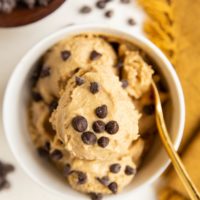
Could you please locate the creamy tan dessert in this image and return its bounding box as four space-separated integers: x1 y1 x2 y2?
29 34 168 199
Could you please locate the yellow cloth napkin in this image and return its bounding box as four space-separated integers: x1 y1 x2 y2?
138 0 200 199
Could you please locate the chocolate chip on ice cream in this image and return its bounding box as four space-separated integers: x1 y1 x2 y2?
92 120 105 133
89 193 103 200
90 50 102 61
95 105 108 118
125 165 136 175
81 132 97 145
61 50 71 61
96 176 110 186
50 149 63 160
90 82 99 94
72 116 88 132
76 171 87 184
108 182 118 193
109 163 121 173
97 137 109 148
40 66 51 78
75 76 85 86
105 121 119 134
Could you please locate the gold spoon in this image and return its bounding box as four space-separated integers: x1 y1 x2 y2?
151 81 200 200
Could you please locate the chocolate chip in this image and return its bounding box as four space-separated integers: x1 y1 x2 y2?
37 147 49 159
127 18 136 26
90 50 102 61
90 82 99 94
105 10 114 18
40 66 51 78
61 50 71 61
105 121 119 134
72 116 88 132
63 164 71 177
77 171 87 184
92 121 105 133
81 132 97 145
95 105 108 118
115 58 123 68
89 193 103 200
32 91 42 102
109 163 121 173
108 182 118 193
143 104 155 115
96 176 109 186
125 165 136 175
120 0 130 3
97 137 109 148
50 149 63 160
49 99 58 112
121 80 128 88
96 0 106 9
79 5 92 14
75 76 85 86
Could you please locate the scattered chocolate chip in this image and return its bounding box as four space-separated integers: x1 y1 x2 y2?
89 192 103 200
96 0 106 9
76 171 87 184
61 50 71 61
121 79 128 88
108 182 118 193
120 0 130 3
50 149 63 160
63 164 71 177
97 137 109 148
95 105 108 118
79 5 92 14
143 104 155 115
92 120 105 133
74 67 80 73
115 58 123 68
75 76 85 86
96 176 109 186
105 121 119 134
90 82 99 94
32 91 42 102
81 132 97 145
127 18 136 26
90 50 102 61
125 165 136 175
40 66 51 78
109 163 121 173
105 10 114 18
72 116 88 132
49 99 58 112
37 147 49 159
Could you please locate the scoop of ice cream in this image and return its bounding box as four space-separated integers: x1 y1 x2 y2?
122 51 153 99
51 69 140 160
36 35 117 103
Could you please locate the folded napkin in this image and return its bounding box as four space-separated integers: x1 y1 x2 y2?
138 0 200 199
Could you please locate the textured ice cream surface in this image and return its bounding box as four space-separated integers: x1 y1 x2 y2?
51 68 140 160
36 35 117 103
28 33 169 198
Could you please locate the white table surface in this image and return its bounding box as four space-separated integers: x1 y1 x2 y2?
0 0 158 199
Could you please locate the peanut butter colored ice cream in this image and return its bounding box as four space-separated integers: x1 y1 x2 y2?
29 34 167 199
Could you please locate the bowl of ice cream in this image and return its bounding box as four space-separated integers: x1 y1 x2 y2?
3 24 185 200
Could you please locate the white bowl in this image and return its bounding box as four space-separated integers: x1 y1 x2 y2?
3 24 185 199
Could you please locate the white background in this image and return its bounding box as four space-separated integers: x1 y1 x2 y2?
0 0 158 199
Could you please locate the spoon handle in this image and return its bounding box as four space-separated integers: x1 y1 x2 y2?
152 82 200 200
